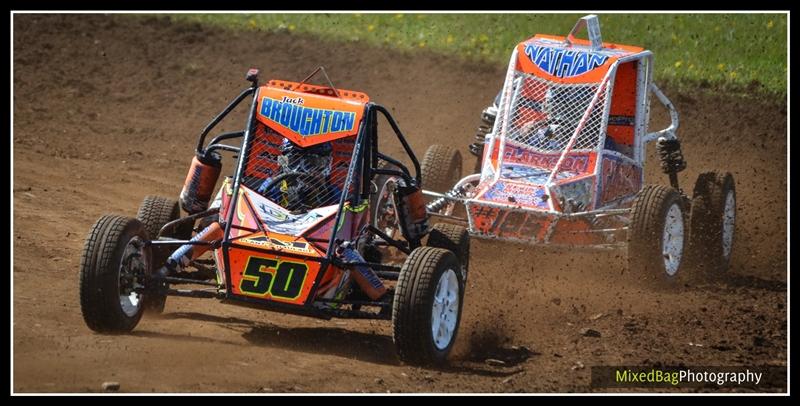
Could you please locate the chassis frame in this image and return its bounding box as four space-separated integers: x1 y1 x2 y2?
142 73 429 320
422 18 683 250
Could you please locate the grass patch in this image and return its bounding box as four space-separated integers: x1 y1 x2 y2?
166 13 787 97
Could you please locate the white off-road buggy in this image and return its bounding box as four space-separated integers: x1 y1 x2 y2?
418 15 736 281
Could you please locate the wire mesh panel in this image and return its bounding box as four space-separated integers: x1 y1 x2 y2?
242 122 358 214
496 71 607 155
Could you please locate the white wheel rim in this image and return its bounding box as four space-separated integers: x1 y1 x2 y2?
722 190 736 260
118 236 145 317
662 204 684 276
431 269 460 350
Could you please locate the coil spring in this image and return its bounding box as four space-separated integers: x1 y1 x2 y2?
469 108 497 157
656 137 687 174
427 185 467 213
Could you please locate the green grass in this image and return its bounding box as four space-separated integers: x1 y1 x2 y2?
166 13 787 97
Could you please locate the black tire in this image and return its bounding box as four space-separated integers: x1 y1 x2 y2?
79 215 150 333
136 195 192 314
393 247 464 366
628 185 688 283
421 144 462 195
687 171 736 274
136 195 193 241
426 223 470 281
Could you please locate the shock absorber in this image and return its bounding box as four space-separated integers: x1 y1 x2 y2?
468 106 498 159
656 137 687 191
427 184 467 213
395 179 429 243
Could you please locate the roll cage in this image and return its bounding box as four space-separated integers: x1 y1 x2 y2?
148 68 425 319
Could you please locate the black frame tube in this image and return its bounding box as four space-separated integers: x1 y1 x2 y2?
367 225 411 254
157 207 219 238
221 85 261 300
161 276 220 287
206 144 241 155
375 152 412 179
374 271 400 280
207 131 245 148
371 104 421 185
196 88 255 155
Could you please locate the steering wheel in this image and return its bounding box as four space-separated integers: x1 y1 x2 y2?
260 172 328 212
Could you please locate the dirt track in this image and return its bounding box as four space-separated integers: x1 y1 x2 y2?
13 15 787 393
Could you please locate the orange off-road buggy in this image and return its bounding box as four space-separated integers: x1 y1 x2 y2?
79 68 469 365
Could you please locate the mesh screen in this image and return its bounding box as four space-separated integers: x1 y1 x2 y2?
242 122 358 214
495 71 607 154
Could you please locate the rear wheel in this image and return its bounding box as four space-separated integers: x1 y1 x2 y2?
393 247 464 365
79 215 151 333
137 195 193 242
628 185 688 283
136 195 192 313
688 171 736 274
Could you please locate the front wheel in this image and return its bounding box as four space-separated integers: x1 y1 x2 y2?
392 247 464 365
628 185 688 284
421 144 462 196
79 215 151 333
421 145 464 217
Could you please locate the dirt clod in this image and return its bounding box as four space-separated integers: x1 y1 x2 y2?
101 382 120 392
580 328 602 338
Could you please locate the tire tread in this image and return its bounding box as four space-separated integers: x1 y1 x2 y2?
421 145 462 193
79 215 144 332
393 246 460 365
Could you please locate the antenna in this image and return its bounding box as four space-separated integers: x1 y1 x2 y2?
564 14 603 52
295 66 341 98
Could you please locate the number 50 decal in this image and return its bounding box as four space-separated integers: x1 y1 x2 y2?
239 257 308 300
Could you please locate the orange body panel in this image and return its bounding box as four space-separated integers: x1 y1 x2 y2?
219 177 365 306
606 61 638 152
237 232 324 257
468 205 553 243
255 81 368 148
211 78 384 306
597 155 642 207
226 246 322 305
516 34 643 85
